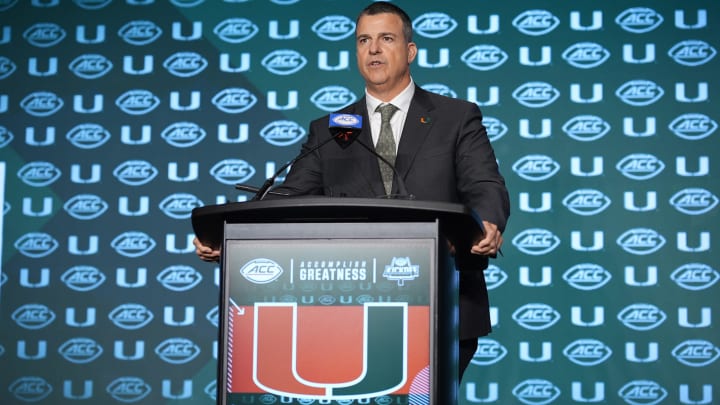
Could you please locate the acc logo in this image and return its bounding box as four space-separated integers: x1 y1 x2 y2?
461 45 508 71
562 115 610 141
240 258 284 284
512 155 560 181
0 126 14 148
23 23 66 47
260 120 306 146
69 54 113 79
20 91 64 116
512 82 559 108
618 303 666 331
512 379 560 404
383 257 420 286
61 266 106 291
616 153 664 180
616 228 665 255
73 0 112 9
615 80 664 106
14 232 59 258
311 15 355 41
615 7 663 33
670 263 719 291
58 338 103 364
212 87 257 113
413 12 457 38
669 40 716 66
483 117 508 142
116 89 160 115
163 51 208 77
206 306 219 327
512 303 560 330
118 20 162 45
17 161 62 187
170 0 205 7
472 338 507 366
484 264 508 290
63 194 109 220
422 83 457 98
310 85 357 112
672 340 719 367
670 188 718 215
262 49 307 75
109 303 154 330
214 18 259 43
155 337 201 364
669 113 717 140
66 123 111 149
562 263 612 291
158 265 203 291
512 228 560 255
161 122 206 147
9 377 52 402
107 377 152 402
512 10 559 36
562 42 610 69
11 304 56 329
562 189 611 216
111 231 156 257
563 339 612 366
618 380 667 405
113 160 158 186
210 159 256 185
0 56 16 79
159 193 203 219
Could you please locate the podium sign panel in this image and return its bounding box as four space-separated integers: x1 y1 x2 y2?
219 221 448 404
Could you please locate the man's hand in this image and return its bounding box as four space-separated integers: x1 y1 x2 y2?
471 221 503 256
193 237 220 262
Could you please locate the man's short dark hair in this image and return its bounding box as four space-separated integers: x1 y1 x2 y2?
357 2 414 43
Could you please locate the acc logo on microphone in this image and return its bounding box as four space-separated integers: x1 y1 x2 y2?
672 340 719 367
512 229 560 255
210 159 256 185
512 303 560 330
159 193 203 219
310 85 357 112
618 303 666 331
61 266 106 291
413 12 457 38
118 20 162 45
563 263 612 291
616 153 664 180
0 126 14 148
563 339 612 366
240 258 284 284
111 231 156 258
157 265 203 291
113 160 158 186
512 10 559 36
260 120 306 146
562 189 611 216
562 115 610 141
669 113 717 140
23 23 66 47
311 15 355 41
562 42 610 69
671 263 719 291
17 161 62 187
107 377 152 403
512 82 559 108
512 379 561 404
64 194 109 220
163 51 208 77
116 89 160 115
11 304 56 330
9 377 52 402
461 45 508 71
14 232 59 258
670 188 718 215
472 338 507 366
619 380 667 405
59 338 103 364
617 228 665 255
615 80 664 106
66 123 111 149
155 338 201 364
214 18 259 43
512 155 560 181
109 304 154 330
0 56 16 79
484 265 508 290
69 54 113 79
212 88 257 113
669 40 716 66
161 122 206 148
615 7 663 33
262 49 307 75
20 91 64 116
483 117 508 142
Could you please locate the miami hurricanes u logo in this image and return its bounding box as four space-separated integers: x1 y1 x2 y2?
252 302 408 400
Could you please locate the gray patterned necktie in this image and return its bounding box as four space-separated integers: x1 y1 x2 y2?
375 103 399 195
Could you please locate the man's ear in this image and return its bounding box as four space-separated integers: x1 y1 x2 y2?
407 41 418 63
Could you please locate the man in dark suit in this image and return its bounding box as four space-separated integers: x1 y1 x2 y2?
195 2 510 380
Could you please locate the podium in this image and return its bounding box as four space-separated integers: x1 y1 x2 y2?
192 197 485 405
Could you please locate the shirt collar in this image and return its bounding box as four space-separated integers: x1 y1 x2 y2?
365 79 415 116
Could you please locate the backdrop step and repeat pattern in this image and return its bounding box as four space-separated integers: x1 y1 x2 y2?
0 0 718 404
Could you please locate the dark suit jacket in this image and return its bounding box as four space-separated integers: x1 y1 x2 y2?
275 86 510 339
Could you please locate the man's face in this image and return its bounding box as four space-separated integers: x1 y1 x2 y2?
355 12 417 99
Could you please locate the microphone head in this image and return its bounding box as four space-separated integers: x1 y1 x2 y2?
329 113 362 149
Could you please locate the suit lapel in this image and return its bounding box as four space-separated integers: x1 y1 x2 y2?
346 99 386 197
397 87 435 177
